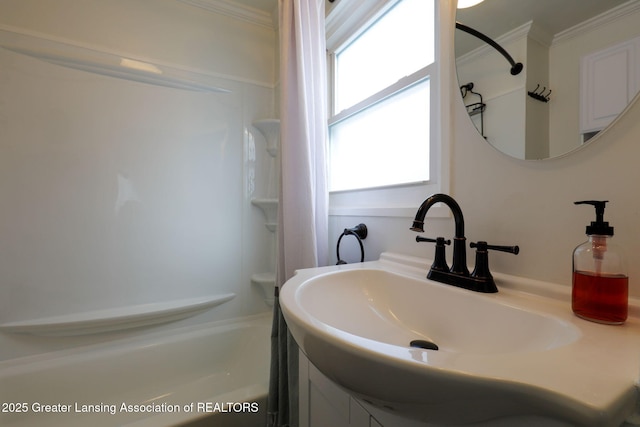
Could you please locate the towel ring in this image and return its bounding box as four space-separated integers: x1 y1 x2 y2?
336 223 368 265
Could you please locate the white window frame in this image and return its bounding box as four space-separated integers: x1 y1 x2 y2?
326 0 452 219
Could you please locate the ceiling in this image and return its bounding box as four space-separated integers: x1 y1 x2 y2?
455 0 635 56
226 0 637 57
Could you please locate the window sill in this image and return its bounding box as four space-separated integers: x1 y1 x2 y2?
329 204 450 218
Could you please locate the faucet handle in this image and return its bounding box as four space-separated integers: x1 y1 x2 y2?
470 241 519 255
416 236 451 272
416 236 451 245
470 241 519 287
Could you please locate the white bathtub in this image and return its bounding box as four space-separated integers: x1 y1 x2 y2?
0 312 272 427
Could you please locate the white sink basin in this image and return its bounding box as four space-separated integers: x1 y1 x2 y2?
280 253 640 426
294 268 578 355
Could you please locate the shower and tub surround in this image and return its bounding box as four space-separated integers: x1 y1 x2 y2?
411 193 519 293
0 0 277 361
0 313 271 427
0 1 277 424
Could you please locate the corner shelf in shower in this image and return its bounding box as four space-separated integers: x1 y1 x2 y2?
0 27 230 93
0 293 235 336
251 272 276 306
252 119 280 157
251 198 279 232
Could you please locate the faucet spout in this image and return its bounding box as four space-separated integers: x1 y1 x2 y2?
411 193 469 276
411 194 464 237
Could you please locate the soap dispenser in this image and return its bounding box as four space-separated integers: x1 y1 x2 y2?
572 200 628 324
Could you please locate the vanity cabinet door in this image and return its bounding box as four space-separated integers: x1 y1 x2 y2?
299 350 383 427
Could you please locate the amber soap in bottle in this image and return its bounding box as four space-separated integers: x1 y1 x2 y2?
572 201 628 325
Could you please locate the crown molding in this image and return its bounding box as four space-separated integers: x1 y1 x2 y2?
177 0 275 29
553 0 640 45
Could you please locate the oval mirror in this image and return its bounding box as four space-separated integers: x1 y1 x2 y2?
455 0 640 160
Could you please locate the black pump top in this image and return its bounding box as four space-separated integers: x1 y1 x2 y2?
575 200 614 236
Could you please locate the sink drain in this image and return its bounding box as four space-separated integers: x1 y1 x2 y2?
409 339 439 351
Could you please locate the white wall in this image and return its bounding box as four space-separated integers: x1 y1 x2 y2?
0 0 277 360
330 1 640 298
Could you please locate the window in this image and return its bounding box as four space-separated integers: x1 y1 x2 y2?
327 0 438 196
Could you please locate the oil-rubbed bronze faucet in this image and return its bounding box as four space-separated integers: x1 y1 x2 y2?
411 193 518 293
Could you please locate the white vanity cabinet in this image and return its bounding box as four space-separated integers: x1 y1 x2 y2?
299 350 430 427
297 350 631 427
299 351 383 427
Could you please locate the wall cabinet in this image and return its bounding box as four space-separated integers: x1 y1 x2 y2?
580 36 640 136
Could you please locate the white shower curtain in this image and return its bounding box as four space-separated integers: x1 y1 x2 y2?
267 0 329 426
277 0 329 280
